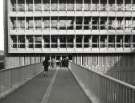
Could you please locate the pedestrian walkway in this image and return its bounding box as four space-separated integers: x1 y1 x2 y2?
46 68 91 103
0 67 91 103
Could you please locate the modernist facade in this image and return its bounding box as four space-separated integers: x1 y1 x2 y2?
4 0 135 70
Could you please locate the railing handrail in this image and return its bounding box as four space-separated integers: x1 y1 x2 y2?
0 63 41 72
72 62 135 90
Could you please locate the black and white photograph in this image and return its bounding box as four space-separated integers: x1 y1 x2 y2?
0 0 135 103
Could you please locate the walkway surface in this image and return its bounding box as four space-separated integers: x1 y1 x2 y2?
0 67 91 103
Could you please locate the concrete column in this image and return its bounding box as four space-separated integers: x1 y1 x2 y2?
74 36 76 48
74 0 76 11
16 0 18 12
89 37 92 48
99 36 101 49
42 36 44 49
82 0 84 11
82 17 84 30
106 36 108 49
115 35 117 49
50 0 51 12
8 0 12 11
123 35 125 49
58 0 59 11
57 37 60 48
33 0 35 12
26 36 29 49
41 0 43 11
82 36 84 49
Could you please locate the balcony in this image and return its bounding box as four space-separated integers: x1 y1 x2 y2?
9 10 134 17
9 2 135 17
9 29 133 35
8 47 134 53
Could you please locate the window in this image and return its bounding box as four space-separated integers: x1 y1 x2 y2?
35 36 42 48
18 35 25 48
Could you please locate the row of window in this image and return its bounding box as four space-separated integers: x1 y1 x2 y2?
10 0 135 11
10 43 135 48
10 35 135 48
10 17 135 30
11 4 135 12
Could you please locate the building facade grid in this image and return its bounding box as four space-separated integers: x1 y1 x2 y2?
4 0 135 69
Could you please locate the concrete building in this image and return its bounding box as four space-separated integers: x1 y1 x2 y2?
4 0 135 70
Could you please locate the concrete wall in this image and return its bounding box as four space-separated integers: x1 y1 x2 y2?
5 54 43 69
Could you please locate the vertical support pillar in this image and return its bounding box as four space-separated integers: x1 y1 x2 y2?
42 36 44 50
50 17 51 49
131 0 133 12
16 0 18 12
82 0 84 11
91 36 93 49
74 36 76 48
82 35 84 49
41 0 43 11
65 0 67 11
57 17 59 30
89 36 92 48
50 0 51 12
90 0 92 11
131 35 133 50
25 0 26 12
33 35 35 49
74 16 76 30
107 0 109 11
99 17 101 31
82 16 84 30
106 35 108 49
107 17 109 30
33 17 35 31
99 35 101 49
17 35 18 49
25 35 28 50
42 17 44 30
33 0 35 12
66 36 67 49
123 35 125 50
115 35 117 49
57 0 59 11
9 0 12 11
99 0 101 11
74 0 76 11
58 37 60 49
123 0 125 11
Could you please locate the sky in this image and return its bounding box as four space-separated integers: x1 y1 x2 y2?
0 0 4 50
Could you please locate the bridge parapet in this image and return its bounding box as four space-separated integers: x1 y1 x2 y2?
70 62 135 103
0 63 43 99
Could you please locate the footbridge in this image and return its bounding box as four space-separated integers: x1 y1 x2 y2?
0 62 135 103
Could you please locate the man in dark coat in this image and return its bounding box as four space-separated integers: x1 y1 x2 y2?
65 57 69 68
43 57 50 76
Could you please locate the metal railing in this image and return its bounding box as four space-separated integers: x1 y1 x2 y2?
70 62 135 103
0 63 43 99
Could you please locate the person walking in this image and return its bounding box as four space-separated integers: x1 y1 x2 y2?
60 57 62 67
51 58 56 68
43 56 50 76
65 57 69 68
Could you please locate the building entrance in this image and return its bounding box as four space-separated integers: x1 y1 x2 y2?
49 55 72 68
